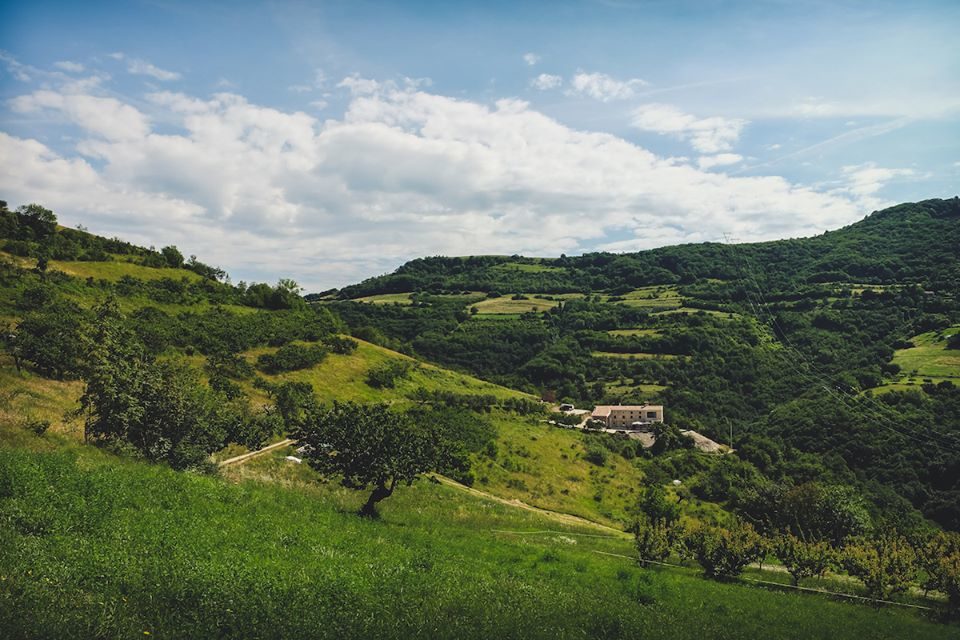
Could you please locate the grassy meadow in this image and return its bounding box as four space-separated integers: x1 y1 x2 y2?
1 427 956 640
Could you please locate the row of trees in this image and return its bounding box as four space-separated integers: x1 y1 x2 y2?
634 513 960 612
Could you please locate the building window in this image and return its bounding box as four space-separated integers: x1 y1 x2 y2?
647 411 657 419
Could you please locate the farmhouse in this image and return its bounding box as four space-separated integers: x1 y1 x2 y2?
591 404 664 429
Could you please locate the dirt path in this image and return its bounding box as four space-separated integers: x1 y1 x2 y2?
430 474 631 538
216 437 628 537
218 438 295 466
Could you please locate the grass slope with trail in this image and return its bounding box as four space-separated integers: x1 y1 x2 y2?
1 428 955 640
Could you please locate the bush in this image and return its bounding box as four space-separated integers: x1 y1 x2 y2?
842 534 916 603
366 360 415 388
634 519 673 565
773 534 834 585
687 520 765 579
22 416 51 436
584 445 608 466
257 343 329 374
323 335 359 355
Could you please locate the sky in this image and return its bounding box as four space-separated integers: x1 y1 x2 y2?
0 0 958 291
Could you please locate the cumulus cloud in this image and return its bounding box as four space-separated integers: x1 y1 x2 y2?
697 153 743 170
0 72 886 290
530 74 563 91
631 103 747 154
523 52 540 66
566 72 647 102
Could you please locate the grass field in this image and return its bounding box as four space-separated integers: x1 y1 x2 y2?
604 287 684 309
592 352 682 360
605 383 668 396
246 338 531 406
354 292 415 304
489 261 563 273
472 296 561 314
49 258 204 282
885 325 960 388
608 328 662 337
1 428 955 640
652 307 736 317
471 414 646 527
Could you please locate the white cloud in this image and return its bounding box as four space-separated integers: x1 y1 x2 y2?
630 103 747 153
10 89 150 141
0 75 885 290
697 153 743 170
839 162 914 201
530 74 563 91
567 72 647 102
310 99 328 110
338 74 381 96
53 61 85 73
523 53 540 66
288 84 312 93
766 143 781 151
109 52 180 81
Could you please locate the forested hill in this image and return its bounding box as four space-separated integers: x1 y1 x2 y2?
325 197 960 531
333 197 960 299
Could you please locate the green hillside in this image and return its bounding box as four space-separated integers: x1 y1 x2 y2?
1 431 955 640
2 199 960 637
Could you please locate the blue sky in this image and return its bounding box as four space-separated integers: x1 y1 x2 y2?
1 0 958 290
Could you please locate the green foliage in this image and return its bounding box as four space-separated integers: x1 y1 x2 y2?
773 533 835 585
323 334 359 354
914 531 960 612
256 343 329 374
365 359 415 388
651 423 694 455
79 299 272 469
12 299 88 379
295 401 441 516
687 520 765 579
583 444 608 466
637 484 682 525
842 534 917 603
634 519 673 565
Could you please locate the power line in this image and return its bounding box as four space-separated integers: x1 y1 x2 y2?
722 236 960 456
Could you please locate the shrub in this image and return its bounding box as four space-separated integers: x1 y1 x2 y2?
584 445 608 466
634 520 673 566
22 416 51 436
257 343 329 374
323 335 359 355
366 360 415 388
841 534 916 603
687 521 765 579
773 534 834 585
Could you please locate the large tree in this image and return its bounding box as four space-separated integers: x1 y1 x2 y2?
296 401 439 517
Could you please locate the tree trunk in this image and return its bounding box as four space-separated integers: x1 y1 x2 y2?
359 479 395 518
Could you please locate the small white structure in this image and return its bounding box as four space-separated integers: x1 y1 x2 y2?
284 456 303 464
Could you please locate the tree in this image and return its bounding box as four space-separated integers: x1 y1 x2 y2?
16 203 57 240
634 519 673 566
637 484 681 525
295 401 439 517
687 520 765 579
841 534 916 604
914 531 960 611
80 299 150 445
160 245 185 268
773 533 834 585
13 300 87 379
